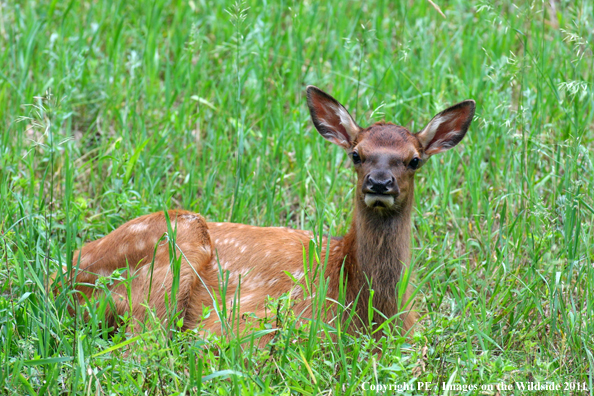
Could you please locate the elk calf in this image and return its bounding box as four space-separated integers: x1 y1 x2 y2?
63 87 475 340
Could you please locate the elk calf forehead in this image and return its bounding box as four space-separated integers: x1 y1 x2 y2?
358 125 421 158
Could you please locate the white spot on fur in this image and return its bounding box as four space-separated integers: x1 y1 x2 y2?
293 270 304 280
136 241 146 251
129 223 149 233
118 244 129 255
241 295 255 305
180 214 199 222
240 245 247 253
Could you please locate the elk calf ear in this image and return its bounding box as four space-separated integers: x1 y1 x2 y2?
306 86 361 149
416 100 476 158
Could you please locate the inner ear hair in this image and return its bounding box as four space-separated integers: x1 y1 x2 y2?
416 100 475 156
306 86 361 148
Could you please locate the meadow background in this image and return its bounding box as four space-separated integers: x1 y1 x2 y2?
1 0 593 394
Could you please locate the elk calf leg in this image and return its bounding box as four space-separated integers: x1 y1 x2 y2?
64 211 214 330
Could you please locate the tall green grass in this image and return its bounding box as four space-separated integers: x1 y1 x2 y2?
1 0 593 394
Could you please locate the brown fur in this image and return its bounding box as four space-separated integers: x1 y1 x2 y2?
58 86 475 344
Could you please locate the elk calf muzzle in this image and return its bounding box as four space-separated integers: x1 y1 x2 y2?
363 171 399 208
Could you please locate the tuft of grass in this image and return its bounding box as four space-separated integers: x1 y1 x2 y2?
1 0 593 394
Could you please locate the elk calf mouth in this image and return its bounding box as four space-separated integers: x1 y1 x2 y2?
364 193 395 208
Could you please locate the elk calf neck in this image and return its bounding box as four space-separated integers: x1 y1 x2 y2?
65 86 475 340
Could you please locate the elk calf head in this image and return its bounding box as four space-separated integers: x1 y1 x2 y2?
306 86 475 214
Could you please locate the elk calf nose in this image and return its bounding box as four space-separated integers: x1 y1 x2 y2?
365 173 397 195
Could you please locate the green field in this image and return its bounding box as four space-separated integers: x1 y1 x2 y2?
1 0 593 394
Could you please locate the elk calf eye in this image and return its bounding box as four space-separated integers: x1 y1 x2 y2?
409 157 420 169
351 152 361 165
